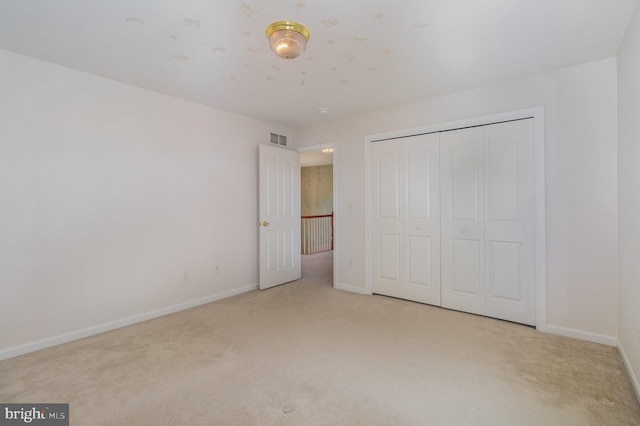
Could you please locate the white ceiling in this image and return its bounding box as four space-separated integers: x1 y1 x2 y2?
300 150 333 167
0 1 636 128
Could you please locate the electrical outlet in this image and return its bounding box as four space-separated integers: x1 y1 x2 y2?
183 271 190 281
214 264 221 275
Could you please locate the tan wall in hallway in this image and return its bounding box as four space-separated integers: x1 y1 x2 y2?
301 165 333 216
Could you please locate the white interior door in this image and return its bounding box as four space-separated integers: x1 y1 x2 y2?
371 133 441 305
259 144 301 290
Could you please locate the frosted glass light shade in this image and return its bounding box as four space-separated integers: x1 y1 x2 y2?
265 21 310 59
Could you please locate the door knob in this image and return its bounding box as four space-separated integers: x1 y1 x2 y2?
261 221 269 226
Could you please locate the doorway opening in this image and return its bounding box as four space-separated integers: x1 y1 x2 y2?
299 146 335 287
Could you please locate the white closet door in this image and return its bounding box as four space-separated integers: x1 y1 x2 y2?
483 120 535 325
441 119 535 325
371 139 403 300
440 127 485 316
371 133 440 305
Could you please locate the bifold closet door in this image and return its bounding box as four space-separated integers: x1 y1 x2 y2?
371 133 441 306
440 119 535 325
440 127 485 316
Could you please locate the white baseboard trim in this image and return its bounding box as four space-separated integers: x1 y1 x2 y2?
0 284 258 361
618 341 640 404
335 282 370 295
545 324 617 347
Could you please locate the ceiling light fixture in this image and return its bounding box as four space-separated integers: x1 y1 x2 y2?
265 21 310 59
322 148 334 154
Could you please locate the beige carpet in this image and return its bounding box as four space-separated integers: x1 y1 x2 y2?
1 251 639 425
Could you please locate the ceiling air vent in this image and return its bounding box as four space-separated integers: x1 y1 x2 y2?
270 132 287 146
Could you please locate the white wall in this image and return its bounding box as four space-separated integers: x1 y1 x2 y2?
617 3 640 398
0 49 290 357
295 58 619 342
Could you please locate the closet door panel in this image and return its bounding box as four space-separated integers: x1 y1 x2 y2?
451 144 481 222
407 147 432 219
378 151 401 219
484 120 535 325
451 239 481 295
408 235 431 286
379 234 401 281
371 134 440 305
489 241 521 300
487 138 519 222
371 141 404 299
404 135 441 305
441 127 485 315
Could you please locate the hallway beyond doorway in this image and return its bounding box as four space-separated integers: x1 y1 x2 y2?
301 250 333 286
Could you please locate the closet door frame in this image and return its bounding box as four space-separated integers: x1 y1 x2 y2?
364 107 547 332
